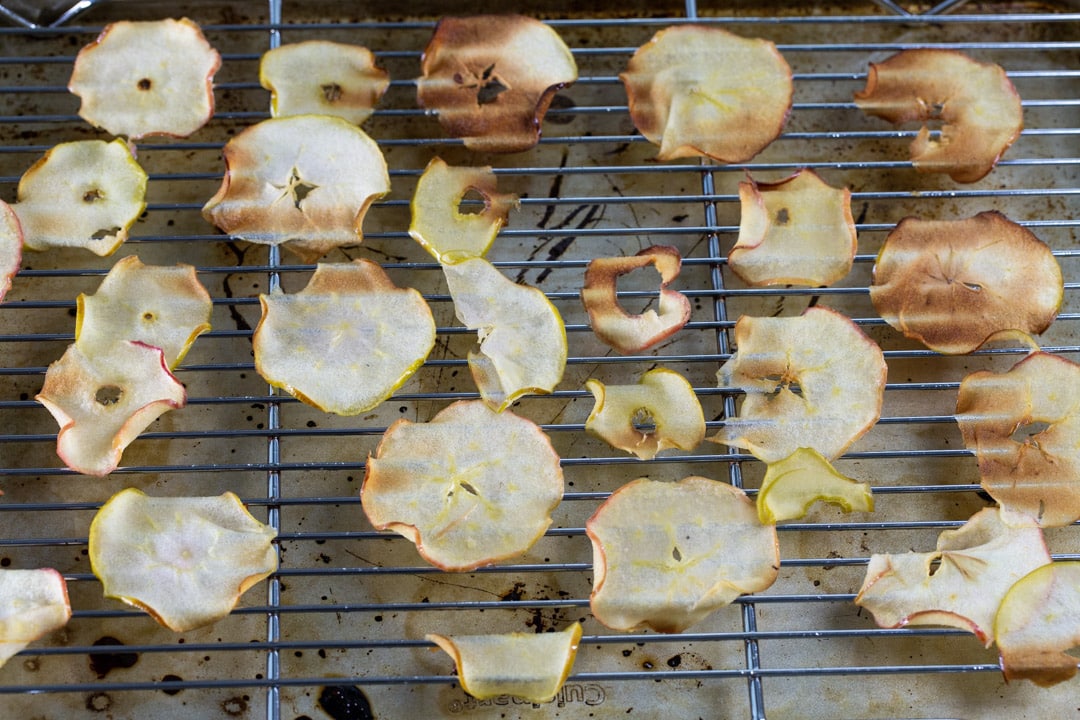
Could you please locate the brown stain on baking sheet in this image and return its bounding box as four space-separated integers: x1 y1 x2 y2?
318 684 375 720
88 635 139 678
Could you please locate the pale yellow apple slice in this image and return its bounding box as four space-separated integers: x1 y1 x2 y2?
426 623 582 703
89 488 277 632
260 40 389 125
757 447 873 524
708 306 887 464
0 200 21 303
443 258 566 412
417 14 578 153
68 18 221 140
408 157 518 263
36 341 186 477
0 569 71 670
854 49 1023 183
14 139 147 256
729 169 857 287
587 476 779 633
620 25 793 163
995 562 1080 686
870 212 1062 355
584 368 704 461
361 400 564 572
254 260 435 416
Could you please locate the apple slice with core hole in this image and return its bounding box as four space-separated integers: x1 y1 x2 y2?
757 447 873 524
0 569 71 670
995 562 1080 686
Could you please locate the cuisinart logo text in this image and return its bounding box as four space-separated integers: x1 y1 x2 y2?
446 684 607 713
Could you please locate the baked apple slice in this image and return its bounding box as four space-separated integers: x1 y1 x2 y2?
756 447 873 524
0 569 71 670
995 562 1080 686
0 200 21 303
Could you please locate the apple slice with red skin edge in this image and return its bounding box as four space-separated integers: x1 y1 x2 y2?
36 341 186 477
0 569 71 670
854 49 1023 183
587 476 779 634
581 245 691 355
995 562 1080 687
253 260 435 416
757 447 873 524
0 200 21 303
361 400 564 572
620 25 793 163
729 169 857 288
426 623 582 703
417 15 578 153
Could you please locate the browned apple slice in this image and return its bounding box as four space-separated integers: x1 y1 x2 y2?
620 25 793 163
854 49 1023 183
728 169 857 287
0 200 21 303
361 400 564 571
870 212 1062 355
68 18 221 140
756 447 873 524
416 14 578 152
995 562 1080 686
0 569 71 670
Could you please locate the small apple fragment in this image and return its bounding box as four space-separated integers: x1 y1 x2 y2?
361 400 564 572
0 200 21 303
620 25 793 163
757 447 873 524
427 623 582 703
729 169 857 287
870 212 1062 355
854 49 1022 183
89 488 277 632
0 569 71 670
254 260 435 416
417 14 578 152
995 562 1080 687
587 476 779 633
68 18 221 140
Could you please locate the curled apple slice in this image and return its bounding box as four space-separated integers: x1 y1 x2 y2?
254 260 435 416
416 14 578 152
995 562 1080 686
68 18 221 140
854 49 1022 183
620 25 793 163
0 569 71 670
709 306 887 464
0 200 21 303
870 212 1061 355
729 169 857 287
587 476 779 633
14 139 147 256
757 447 873 524
89 488 277 632
427 623 582 703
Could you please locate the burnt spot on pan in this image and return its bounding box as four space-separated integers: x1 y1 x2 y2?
88 636 139 678
318 685 375 720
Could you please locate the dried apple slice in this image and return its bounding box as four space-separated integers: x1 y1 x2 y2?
854 49 1023 183
728 169 857 287
68 18 221 140
870 212 1061 355
443 258 566 412
0 200 21 303
709 307 887 464
36 341 186 476
995 562 1080 686
427 624 582 703
588 476 778 633
14 139 147 256
584 368 705 460
361 400 564 571
581 245 691 355
416 14 578 153
620 25 793 163
408 157 518 263
254 260 435 416
757 447 873 524
89 488 277 632
259 40 389 125
201 115 390 263
0 569 71 670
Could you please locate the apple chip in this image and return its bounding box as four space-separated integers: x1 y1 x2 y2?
587 476 778 633
427 624 582 703
581 245 691 355
68 18 221 139
709 307 887 464
408 157 518 263
201 115 391 263
0 200 21 303
260 40 389 125
729 169 857 287
584 368 705 460
0 569 71 670
443 258 566 412
361 400 564 571
854 49 1022 183
620 25 793 163
757 447 873 524
89 488 277 632
36 341 186 476
14 139 147 256
416 14 578 153
871 212 1062 355
995 562 1080 687
254 260 435 416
